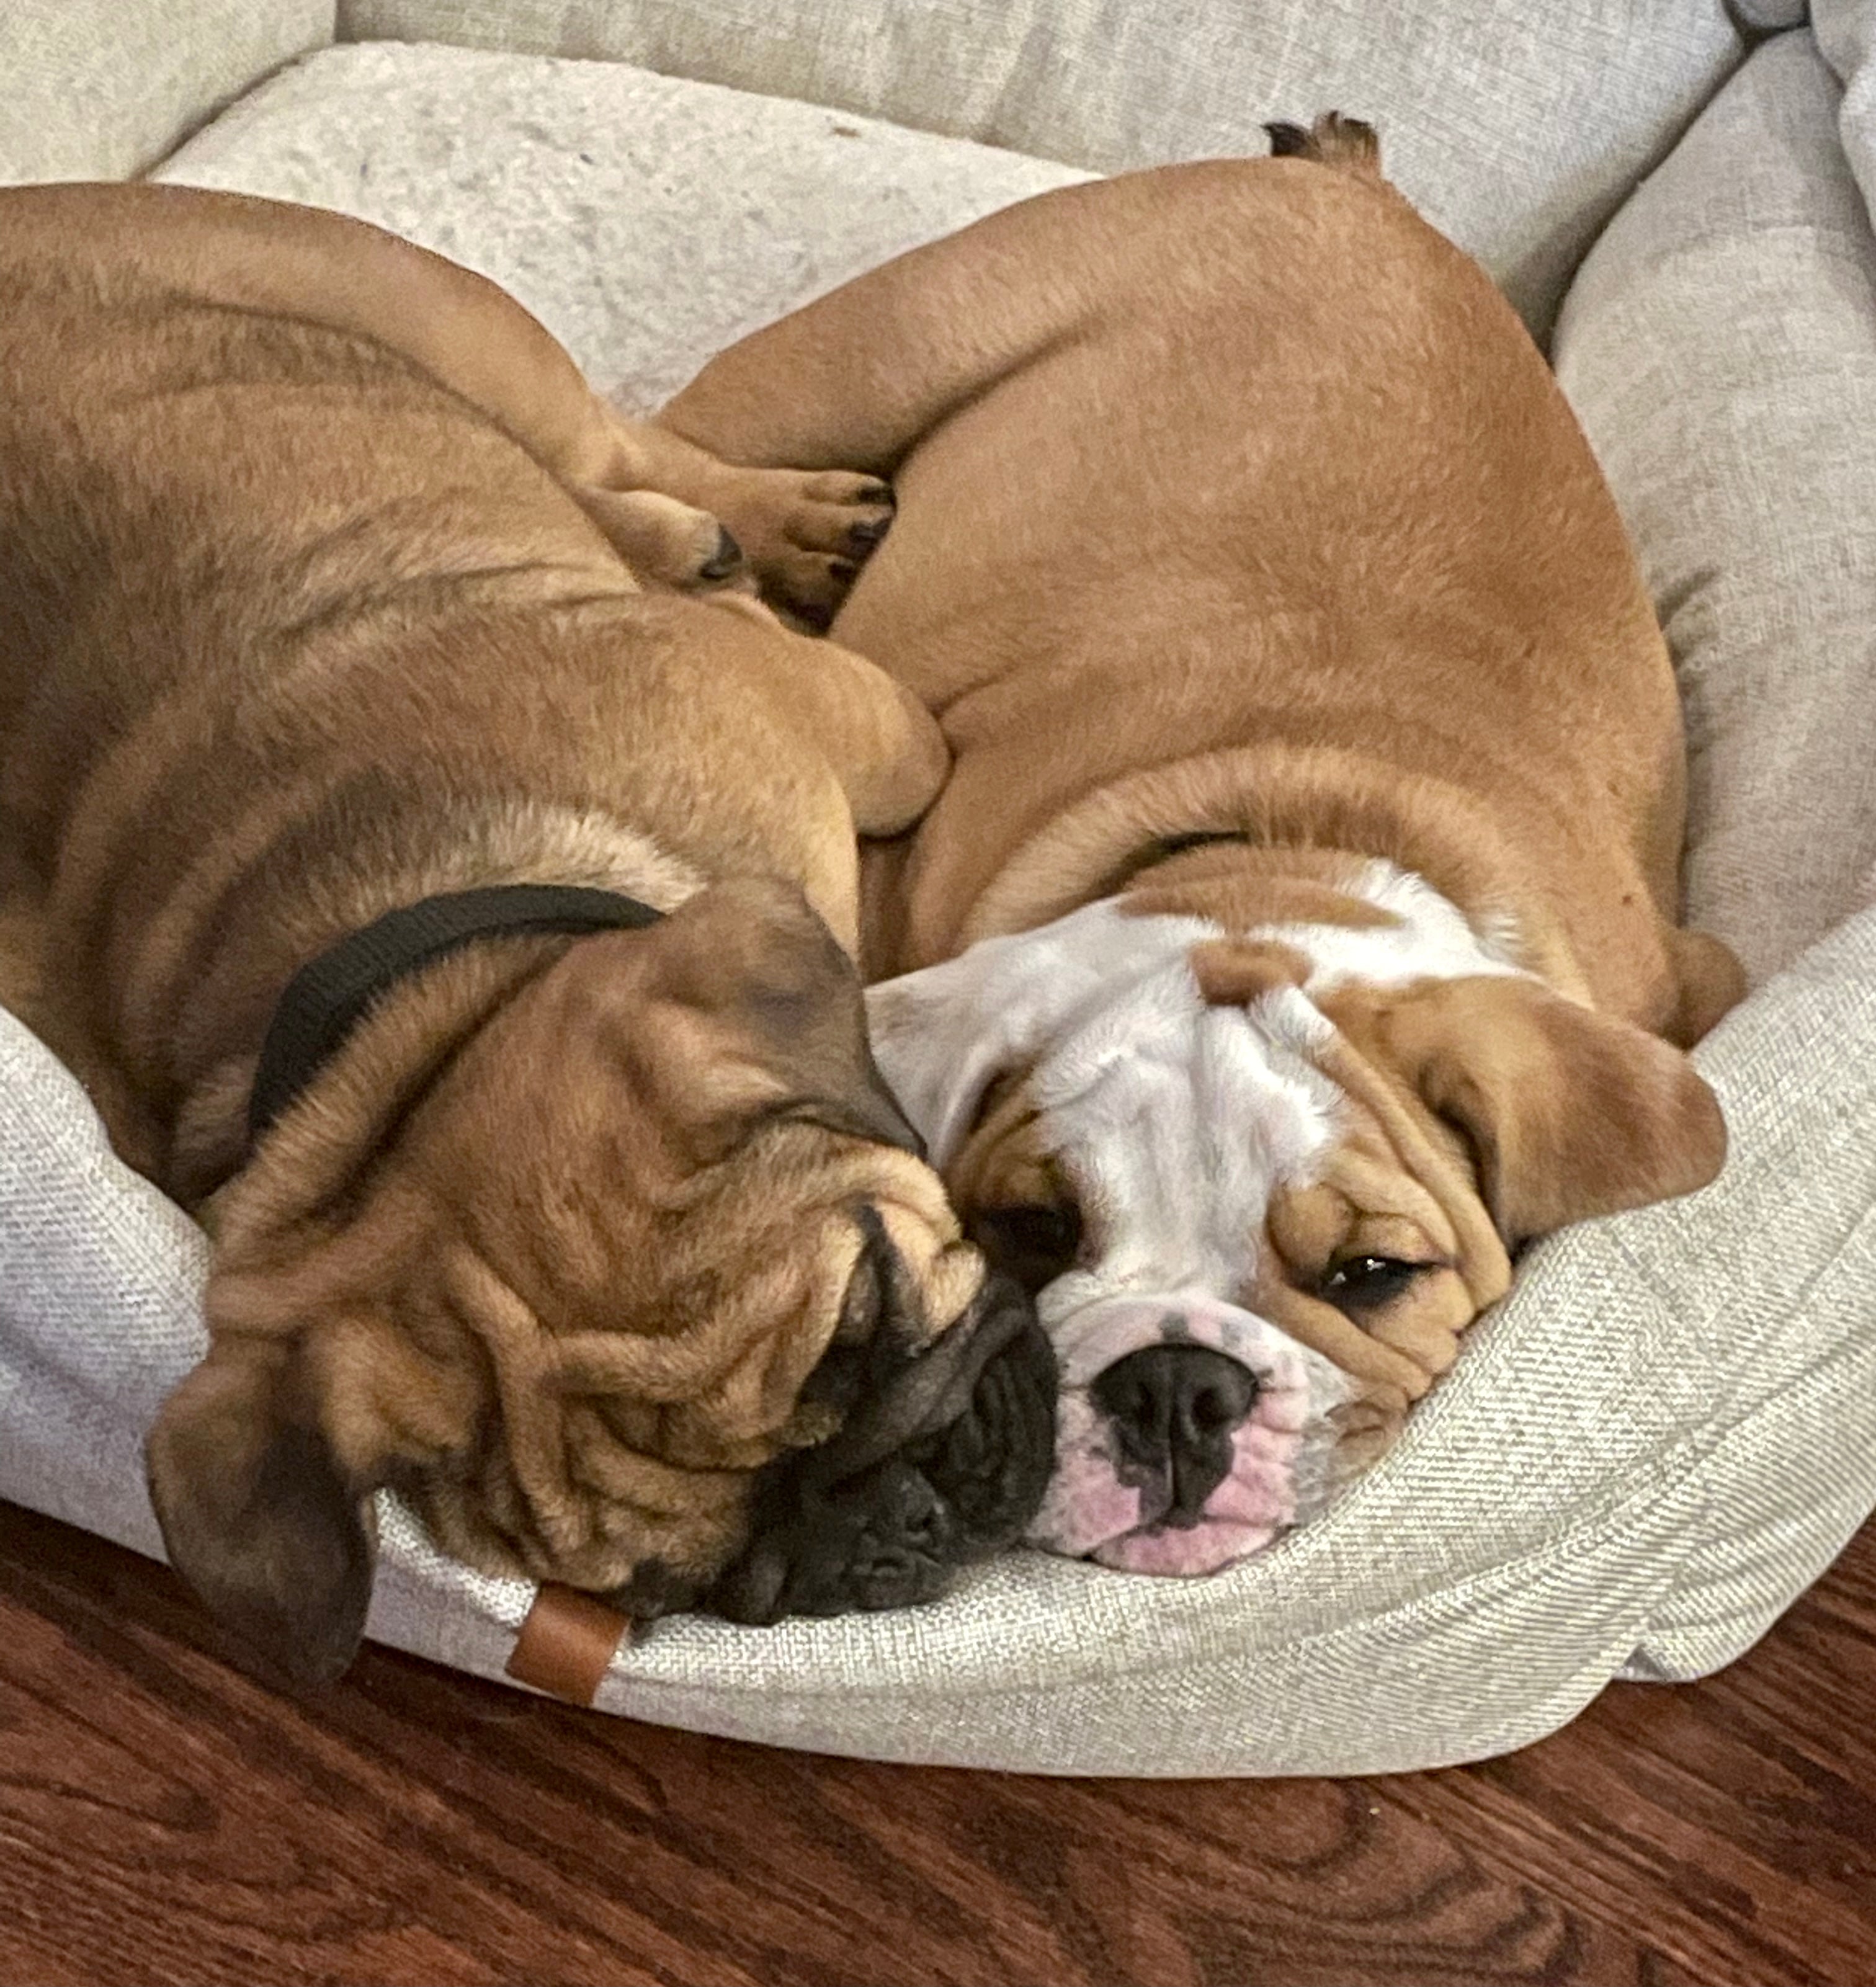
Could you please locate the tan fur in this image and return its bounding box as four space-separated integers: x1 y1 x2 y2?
1186 936 1315 1006
663 148 1738 1037
948 1084 1055 1218
1321 976 1728 1245
1259 1030 1516 1390
663 134 1740 1453
1132 847 1403 940
0 182 979 1668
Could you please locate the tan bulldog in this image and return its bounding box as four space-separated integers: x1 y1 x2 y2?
0 182 1055 1680
660 117 1743 1578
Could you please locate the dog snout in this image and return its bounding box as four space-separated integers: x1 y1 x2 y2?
699 1266 1058 1625
1090 1342 1259 1528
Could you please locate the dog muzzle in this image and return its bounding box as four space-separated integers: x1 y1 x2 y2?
700 1270 1058 1623
1029 1293 1349 1576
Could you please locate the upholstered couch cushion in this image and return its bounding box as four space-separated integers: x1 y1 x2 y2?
7 898 1872 1769
145 40 1088 411
1816 0 1876 238
1555 30 1876 983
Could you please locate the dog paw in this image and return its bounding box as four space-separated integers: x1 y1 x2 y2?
709 469 895 628
576 487 761 595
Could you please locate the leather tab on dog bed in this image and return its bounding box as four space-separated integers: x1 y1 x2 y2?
505 1584 632 1705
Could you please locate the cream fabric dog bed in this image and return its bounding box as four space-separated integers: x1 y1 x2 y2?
2 9 1874 1773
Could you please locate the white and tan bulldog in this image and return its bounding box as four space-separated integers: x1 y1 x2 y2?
662 117 1745 1577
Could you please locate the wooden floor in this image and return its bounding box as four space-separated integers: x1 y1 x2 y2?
0 1500 1870 1987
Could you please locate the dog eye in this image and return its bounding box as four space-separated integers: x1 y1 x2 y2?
968 1202 1083 1293
1318 1256 1429 1311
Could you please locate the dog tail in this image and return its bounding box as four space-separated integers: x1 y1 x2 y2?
1264 111 1382 177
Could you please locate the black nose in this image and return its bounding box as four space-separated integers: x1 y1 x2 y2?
1091 1344 1259 1528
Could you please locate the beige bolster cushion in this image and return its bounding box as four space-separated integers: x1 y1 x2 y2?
0 0 333 186
335 0 1746 337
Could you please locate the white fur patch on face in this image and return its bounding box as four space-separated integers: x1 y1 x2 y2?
866 899 1217 1170
864 872 1522 1177
865 870 1521 1576
1266 859 1529 993
1029 953 1339 1314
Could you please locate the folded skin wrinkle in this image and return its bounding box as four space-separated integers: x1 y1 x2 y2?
702 1261 1057 1624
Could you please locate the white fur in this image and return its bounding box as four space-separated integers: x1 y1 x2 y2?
1021 968 1338 1336
866 899 1215 1171
866 861 1525 1256
866 864 1527 1570
1253 859 1528 994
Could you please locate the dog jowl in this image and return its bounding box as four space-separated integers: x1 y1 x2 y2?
145 885 1058 1680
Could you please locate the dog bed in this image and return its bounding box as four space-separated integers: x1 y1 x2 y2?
2 17 1874 1774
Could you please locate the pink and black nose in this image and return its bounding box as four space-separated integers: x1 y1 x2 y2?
1090 1344 1260 1527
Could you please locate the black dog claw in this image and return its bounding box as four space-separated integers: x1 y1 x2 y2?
699 525 744 581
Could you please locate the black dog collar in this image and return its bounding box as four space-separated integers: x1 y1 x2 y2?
248 883 664 1146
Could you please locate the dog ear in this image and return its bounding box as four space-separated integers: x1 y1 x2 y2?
863 950 1024 1172
571 878 922 1162
145 1339 377 1685
1343 973 1728 1246
700 882 924 1153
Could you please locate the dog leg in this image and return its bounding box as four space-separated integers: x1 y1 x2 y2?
656 183 1123 481
687 616 950 915
589 419 899 623
658 125 1387 488
1664 926 1748 1048
29 190 884 607
570 486 752 594
762 633 952 841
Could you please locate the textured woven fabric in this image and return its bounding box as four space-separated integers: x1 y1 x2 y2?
1555 32 1876 983
150 42 1089 411
1816 1 1876 218
335 0 1744 336
0 0 331 184
1 29 1872 1774
7 904 1872 1770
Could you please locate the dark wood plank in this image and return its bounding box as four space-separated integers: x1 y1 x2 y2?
1388 1553 1876 1986
0 1497 1870 1987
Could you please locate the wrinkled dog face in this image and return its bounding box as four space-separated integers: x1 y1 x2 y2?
868 871 1726 1577
663 1233 1057 1625
147 881 1056 1681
